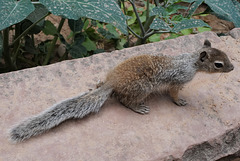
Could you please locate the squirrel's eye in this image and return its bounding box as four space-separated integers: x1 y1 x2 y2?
214 61 224 69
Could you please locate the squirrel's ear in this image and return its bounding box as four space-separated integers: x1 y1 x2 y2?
199 51 209 62
203 40 211 48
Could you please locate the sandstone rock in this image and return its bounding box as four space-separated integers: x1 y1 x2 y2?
229 28 240 39
0 29 240 161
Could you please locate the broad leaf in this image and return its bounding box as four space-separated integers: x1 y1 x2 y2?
116 38 127 50
127 12 137 26
204 0 240 27
69 33 87 58
82 37 97 51
0 0 34 30
187 0 204 17
106 24 120 39
97 27 119 39
69 44 87 58
21 19 42 34
150 6 167 17
150 18 171 31
172 19 210 32
42 20 57 35
68 18 84 33
182 0 197 2
165 33 180 40
26 4 48 27
39 0 128 34
197 26 211 32
148 33 161 42
166 4 188 15
0 33 2 58
180 28 193 35
232 0 240 11
24 35 37 54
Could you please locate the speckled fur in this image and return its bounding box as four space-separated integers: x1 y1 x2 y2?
9 40 234 142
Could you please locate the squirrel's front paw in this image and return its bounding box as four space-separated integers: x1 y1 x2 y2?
174 98 187 106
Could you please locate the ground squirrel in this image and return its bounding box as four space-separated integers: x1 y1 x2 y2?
9 40 234 142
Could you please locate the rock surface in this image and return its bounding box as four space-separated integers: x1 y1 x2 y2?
0 29 240 161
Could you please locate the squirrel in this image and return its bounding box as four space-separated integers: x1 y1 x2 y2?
9 40 234 142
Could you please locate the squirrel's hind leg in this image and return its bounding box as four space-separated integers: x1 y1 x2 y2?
115 93 150 114
126 102 150 114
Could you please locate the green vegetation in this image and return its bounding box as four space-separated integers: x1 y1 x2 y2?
0 0 239 73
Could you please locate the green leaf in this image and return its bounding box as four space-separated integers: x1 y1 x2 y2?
131 24 141 35
148 33 161 42
97 27 118 39
204 0 240 27
21 19 42 34
106 24 120 39
83 19 90 30
171 14 185 22
127 12 137 25
42 20 57 35
94 49 105 54
182 0 197 2
139 15 146 23
82 37 97 51
150 18 171 31
39 0 128 34
26 4 48 27
180 28 193 35
150 6 167 17
187 0 204 17
74 33 85 44
24 35 37 54
172 19 210 32
165 33 180 40
0 33 2 58
116 38 127 50
69 44 87 58
197 26 211 32
70 33 87 58
0 0 35 30
232 0 240 11
127 6 134 12
85 28 101 41
166 4 188 15
68 18 84 32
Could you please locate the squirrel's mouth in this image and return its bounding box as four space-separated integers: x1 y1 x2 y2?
224 64 234 72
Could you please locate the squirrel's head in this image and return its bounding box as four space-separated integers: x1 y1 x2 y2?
196 40 234 73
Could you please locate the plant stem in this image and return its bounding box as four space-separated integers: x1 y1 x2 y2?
129 0 145 36
144 0 155 32
12 23 21 65
11 12 50 47
154 0 159 6
127 26 141 39
146 0 150 21
18 55 37 66
3 28 16 71
122 1 130 46
43 18 65 65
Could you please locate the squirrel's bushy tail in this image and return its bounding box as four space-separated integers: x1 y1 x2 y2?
9 84 113 142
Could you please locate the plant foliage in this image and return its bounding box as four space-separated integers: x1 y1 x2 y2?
0 0 239 73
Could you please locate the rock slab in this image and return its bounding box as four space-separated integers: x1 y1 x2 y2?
0 29 240 161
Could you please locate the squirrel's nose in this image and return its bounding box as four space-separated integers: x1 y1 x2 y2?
228 64 234 72
230 64 234 71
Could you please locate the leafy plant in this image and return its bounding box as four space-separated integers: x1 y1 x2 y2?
0 0 239 73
